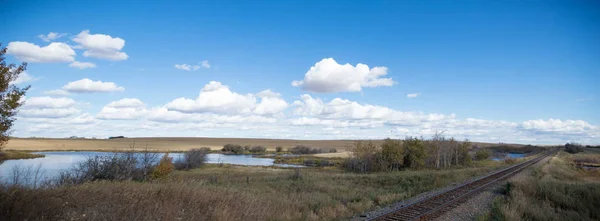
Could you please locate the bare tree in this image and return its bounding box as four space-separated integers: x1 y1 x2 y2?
0 44 30 151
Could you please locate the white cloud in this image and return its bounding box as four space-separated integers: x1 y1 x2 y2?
407 93 420 98
43 89 70 96
97 98 147 120
69 61 97 69
72 30 128 61
291 58 395 93
520 119 597 135
175 64 200 71
166 81 257 114
106 98 145 108
254 90 289 115
23 97 76 109
6 42 75 63
201 60 210 68
38 32 66 42
62 78 125 93
292 94 454 127
11 71 38 84
19 108 81 118
19 97 80 119
146 107 277 124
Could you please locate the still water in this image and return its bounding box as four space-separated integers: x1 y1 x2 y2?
491 153 526 161
0 151 301 181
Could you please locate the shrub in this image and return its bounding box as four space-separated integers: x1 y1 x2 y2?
152 153 174 180
290 145 322 154
275 146 283 152
73 153 139 182
565 142 583 154
222 144 244 154
243 145 251 151
474 150 491 161
329 148 337 153
249 146 266 153
174 148 209 170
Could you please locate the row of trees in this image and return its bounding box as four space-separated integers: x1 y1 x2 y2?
343 134 473 173
222 144 267 154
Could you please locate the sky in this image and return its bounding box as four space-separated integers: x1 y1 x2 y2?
1 0 599 144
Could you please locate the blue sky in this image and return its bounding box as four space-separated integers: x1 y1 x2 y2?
1 0 598 144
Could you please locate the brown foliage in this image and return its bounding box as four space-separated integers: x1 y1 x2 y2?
152 153 174 179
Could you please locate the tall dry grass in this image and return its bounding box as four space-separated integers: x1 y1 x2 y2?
0 163 506 221
488 150 600 221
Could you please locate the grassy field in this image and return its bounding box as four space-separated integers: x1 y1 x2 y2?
0 161 512 221
485 148 600 221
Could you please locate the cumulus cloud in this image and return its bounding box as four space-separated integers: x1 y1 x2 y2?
23 97 76 109
69 61 97 69
19 97 80 118
520 119 597 135
292 94 451 127
97 98 148 120
407 93 420 98
165 81 288 115
72 30 128 61
6 42 75 63
254 90 289 115
106 98 145 108
10 71 38 84
291 58 395 93
175 64 200 71
38 32 66 42
62 78 125 93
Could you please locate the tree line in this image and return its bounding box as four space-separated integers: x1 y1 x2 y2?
342 133 473 173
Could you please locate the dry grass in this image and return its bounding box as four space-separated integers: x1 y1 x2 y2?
487 149 600 221
0 151 45 161
5 137 362 152
0 163 508 221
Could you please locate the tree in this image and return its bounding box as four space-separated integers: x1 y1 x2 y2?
0 44 30 151
403 137 427 169
380 138 403 171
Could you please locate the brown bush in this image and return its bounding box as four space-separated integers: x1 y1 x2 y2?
152 154 174 180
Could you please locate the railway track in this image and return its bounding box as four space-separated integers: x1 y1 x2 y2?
369 149 558 221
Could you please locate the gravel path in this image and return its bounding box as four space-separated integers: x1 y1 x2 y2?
433 183 503 221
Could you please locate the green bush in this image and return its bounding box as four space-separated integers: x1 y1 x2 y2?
275 146 283 152
474 150 492 161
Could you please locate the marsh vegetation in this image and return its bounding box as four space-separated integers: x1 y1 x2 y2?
484 147 600 221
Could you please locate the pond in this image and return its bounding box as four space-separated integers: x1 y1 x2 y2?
0 151 302 182
491 153 527 161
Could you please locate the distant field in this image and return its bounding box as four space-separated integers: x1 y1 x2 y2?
5 137 363 152
6 137 527 155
